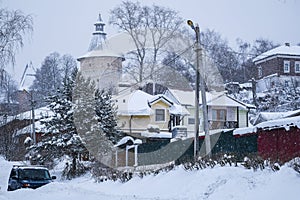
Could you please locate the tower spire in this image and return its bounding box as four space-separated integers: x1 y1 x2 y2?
88 13 107 51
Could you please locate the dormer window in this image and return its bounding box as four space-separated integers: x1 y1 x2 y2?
284 60 290 73
155 109 165 122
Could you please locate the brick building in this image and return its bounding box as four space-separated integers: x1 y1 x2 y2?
253 43 300 91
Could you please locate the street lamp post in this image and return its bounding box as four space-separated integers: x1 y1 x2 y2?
187 20 211 158
24 89 36 144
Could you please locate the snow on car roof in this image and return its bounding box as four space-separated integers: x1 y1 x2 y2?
13 165 48 170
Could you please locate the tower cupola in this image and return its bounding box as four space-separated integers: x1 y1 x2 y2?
88 14 107 51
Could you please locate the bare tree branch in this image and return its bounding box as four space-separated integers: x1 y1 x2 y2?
109 1 184 83
0 8 33 69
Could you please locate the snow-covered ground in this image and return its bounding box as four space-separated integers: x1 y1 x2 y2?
1 157 300 200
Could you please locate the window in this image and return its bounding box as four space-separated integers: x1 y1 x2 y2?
284 60 290 73
295 61 300 73
155 109 165 122
188 118 195 125
212 109 226 121
258 66 262 78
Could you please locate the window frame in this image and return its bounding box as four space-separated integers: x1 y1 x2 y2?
155 109 166 122
284 60 290 73
188 118 195 125
258 66 262 78
295 61 300 73
212 109 227 121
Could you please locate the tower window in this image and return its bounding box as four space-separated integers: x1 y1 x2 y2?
96 25 103 32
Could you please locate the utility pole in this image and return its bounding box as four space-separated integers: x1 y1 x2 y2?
24 89 36 144
187 20 211 158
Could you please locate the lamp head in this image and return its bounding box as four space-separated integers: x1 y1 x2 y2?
187 20 195 30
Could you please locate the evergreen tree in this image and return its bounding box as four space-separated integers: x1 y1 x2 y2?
73 72 119 167
95 89 123 144
28 68 87 176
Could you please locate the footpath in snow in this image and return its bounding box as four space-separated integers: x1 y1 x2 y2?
0 157 300 200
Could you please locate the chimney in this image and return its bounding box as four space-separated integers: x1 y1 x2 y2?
285 42 290 47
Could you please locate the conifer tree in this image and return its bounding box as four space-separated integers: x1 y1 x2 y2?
95 89 123 144
28 68 87 175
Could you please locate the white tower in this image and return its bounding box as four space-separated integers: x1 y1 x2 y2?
78 14 124 94
88 14 107 51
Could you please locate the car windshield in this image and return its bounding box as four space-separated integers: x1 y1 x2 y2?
19 168 51 180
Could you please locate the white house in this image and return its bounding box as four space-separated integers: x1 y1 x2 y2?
113 88 254 139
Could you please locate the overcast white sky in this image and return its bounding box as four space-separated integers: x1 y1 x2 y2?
2 0 300 83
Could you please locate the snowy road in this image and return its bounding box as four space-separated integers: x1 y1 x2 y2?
1 157 300 200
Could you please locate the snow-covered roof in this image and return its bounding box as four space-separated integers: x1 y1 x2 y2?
141 131 172 139
253 45 300 63
167 89 194 106
167 89 254 110
207 95 250 110
114 90 153 116
16 106 54 120
149 95 173 106
169 103 190 116
167 89 223 106
77 49 125 61
15 121 45 136
253 109 300 125
239 82 252 89
256 115 300 131
114 136 142 147
1 106 54 126
234 114 300 135
233 126 257 136
114 90 189 116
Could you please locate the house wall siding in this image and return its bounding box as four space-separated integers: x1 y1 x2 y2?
238 109 248 128
150 101 170 131
118 115 151 133
257 57 300 79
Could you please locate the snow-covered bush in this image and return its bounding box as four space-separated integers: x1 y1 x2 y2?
288 157 300 174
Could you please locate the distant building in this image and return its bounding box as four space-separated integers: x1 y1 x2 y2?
253 43 300 79
253 43 300 91
77 14 124 93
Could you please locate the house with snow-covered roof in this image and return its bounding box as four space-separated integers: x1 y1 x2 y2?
113 90 189 140
253 43 300 78
164 89 255 135
253 43 300 91
114 88 254 140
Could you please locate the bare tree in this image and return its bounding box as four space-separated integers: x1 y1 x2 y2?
30 52 62 107
30 52 78 107
60 54 77 85
0 8 33 69
201 29 239 83
251 38 279 57
109 1 184 83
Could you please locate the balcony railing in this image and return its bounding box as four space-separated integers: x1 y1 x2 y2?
209 120 238 130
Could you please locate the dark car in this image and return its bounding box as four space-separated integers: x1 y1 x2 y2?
7 165 56 191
